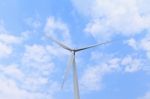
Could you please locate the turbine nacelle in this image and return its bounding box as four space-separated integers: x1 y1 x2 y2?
69 48 83 53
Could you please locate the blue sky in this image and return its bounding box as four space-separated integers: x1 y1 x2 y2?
0 0 150 99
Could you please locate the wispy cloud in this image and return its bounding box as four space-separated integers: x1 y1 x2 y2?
0 16 73 99
72 0 150 40
121 55 142 72
138 91 150 99
0 75 55 99
80 51 144 92
25 17 41 29
44 17 72 46
80 56 120 91
0 25 22 59
125 34 150 59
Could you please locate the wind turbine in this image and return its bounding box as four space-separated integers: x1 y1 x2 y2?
47 35 112 99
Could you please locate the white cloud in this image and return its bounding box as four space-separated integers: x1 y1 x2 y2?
140 34 150 59
23 44 52 64
72 0 150 81
0 25 23 59
22 44 68 73
0 15 76 99
80 64 105 91
80 51 144 91
0 33 22 44
0 43 59 99
44 16 72 46
0 42 12 58
72 0 150 40
20 42 66 94
0 64 24 80
121 55 142 72
138 34 150 52
138 91 150 99
0 62 58 97
126 38 138 50
0 34 22 58
21 44 56 81
0 75 54 99
108 57 121 70
80 56 121 91
125 34 150 61
19 16 74 97
0 18 64 99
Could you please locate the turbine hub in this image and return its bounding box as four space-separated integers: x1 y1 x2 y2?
71 50 76 55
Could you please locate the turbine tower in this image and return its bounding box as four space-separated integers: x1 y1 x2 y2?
47 35 111 99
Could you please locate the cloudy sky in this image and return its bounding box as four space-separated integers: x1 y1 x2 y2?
0 0 150 99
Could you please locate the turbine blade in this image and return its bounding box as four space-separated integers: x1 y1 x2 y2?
46 35 72 51
61 54 74 89
75 40 112 52
73 55 80 99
